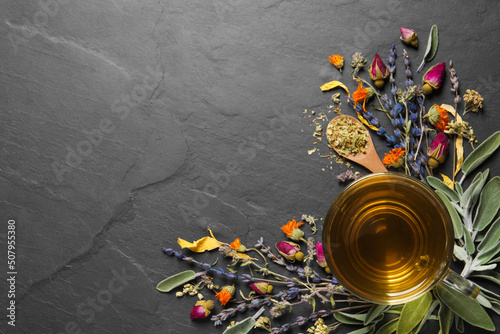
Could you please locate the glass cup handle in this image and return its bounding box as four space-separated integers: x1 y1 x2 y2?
443 269 480 299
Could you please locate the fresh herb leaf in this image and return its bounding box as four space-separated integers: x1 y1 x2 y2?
376 318 399 334
348 325 376 334
397 291 432 334
417 24 438 72
438 302 453 334
477 217 500 253
461 131 500 179
427 176 460 202
156 270 197 292
436 190 464 239
364 304 389 325
222 317 255 334
334 312 367 325
474 176 500 231
435 283 495 331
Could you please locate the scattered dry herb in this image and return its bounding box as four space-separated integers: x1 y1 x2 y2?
326 115 369 156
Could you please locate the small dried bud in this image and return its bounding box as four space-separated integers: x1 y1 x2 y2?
422 62 446 94
427 132 449 169
368 54 389 88
400 27 418 47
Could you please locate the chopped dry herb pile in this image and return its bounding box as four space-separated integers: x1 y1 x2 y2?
326 115 369 156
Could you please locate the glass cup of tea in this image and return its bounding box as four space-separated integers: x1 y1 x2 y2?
322 172 479 305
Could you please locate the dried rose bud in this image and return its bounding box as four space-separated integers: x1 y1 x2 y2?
368 54 389 88
190 300 215 319
427 132 449 169
276 241 304 262
422 62 446 94
315 242 331 274
249 282 273 295
400 27 418 47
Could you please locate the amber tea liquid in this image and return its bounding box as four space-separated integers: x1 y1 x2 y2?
323 173 454 304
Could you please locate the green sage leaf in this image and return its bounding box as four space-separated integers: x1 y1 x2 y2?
365 304 389 325
334 312 367 325
436 191 464 239
427 176 459 202
417 24 438 72
478 217 500 253
474 176 500 231
156 270 197 292
454 245 468 262
477 241 500 264
477 293 493 309
348 325 376 334
413 300 439 333
455 315 465 333
438 302 452 334
463 229 475 254
462 170 489 210
471 263 497 272
376 318 399 334
455 182 463 197
397 291 432 334
222 317 255 334
462 131 500 178
435 283 495 331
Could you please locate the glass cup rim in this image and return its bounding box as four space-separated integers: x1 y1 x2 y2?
322 172 454 304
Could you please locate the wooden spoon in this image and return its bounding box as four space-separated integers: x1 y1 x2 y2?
327 115 387 173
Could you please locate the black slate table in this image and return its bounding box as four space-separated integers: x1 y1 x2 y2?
1 0 500 333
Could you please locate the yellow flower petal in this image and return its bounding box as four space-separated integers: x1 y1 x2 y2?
234 252 257 260
320 81 350 96
440 173 454 189
440 104 464 177
177 236 223 252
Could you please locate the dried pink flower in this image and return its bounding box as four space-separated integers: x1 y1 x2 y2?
422 62 446 94
276 241 304 262
427 132 449 169
368 54 389 88
400 27 418 47
249 282 273 295
190 300 214 319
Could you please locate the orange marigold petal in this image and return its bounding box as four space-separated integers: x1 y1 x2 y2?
229 238 241 250
215 290 232 306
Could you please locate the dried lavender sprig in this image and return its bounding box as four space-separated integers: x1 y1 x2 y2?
403 49 414 87
449 60 461 108
163 248 240 280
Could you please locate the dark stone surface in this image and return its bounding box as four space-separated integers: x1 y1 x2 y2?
1 0 499 333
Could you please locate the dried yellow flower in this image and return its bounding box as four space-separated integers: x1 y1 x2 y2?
463 89 483 115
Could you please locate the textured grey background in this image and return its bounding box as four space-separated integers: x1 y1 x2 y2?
1 0 499 333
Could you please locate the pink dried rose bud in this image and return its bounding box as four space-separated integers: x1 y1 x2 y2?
368 54 389 88
427 132 449 169
315 242 331 274
190 300 214 319
400 27 418 47
249 282 273 295
422 62 446 94
276 241 304 262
